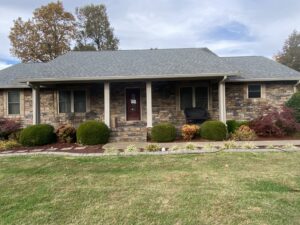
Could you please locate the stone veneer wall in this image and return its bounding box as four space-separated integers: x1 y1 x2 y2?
152 81 220 129
39 85 104 128
225 82 295 120
0 81 297 131
110 82 147 125
0 84 104 128
0 89 33 126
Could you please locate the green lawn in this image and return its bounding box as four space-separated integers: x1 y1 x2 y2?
0 153 300 225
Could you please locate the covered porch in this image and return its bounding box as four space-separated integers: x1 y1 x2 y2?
28 76 227 142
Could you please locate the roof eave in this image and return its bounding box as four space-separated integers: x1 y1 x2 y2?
227 78 300 82
19 72 238 83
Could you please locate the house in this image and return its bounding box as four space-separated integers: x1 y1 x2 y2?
0 48 299 141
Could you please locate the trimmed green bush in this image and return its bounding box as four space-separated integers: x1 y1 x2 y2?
151 123 177 142
77 121 110 145
200 121 227 141
286 91 300 122
226 120 249 133
19 124 56 146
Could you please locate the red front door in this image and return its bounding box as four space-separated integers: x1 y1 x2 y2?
126 88 141 121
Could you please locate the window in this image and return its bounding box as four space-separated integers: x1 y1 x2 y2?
180 86 209 110
180 87 193 110
59 91 71 113
8 91 20 114
248 84 261 98
74 90 86 113
59 90 86 113
195 87 208 109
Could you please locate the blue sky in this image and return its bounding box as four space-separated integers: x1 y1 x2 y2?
0 0 300 69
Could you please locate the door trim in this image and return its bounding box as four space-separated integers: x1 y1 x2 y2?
125 87 142 121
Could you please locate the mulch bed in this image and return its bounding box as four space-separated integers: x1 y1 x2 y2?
1 135 300 155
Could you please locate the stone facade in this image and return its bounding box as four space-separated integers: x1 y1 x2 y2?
0 81 297 141
225 82 295 120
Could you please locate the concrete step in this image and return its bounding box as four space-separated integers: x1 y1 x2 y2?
110 137 147 142
109 124 147 142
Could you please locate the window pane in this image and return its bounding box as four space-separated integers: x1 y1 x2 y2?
248 84 261 98
8 91 20 103
74 91 86 113
180 87 193 110
8 103 20 114
8 91 20 114
59 91 71 113
195 87 208 109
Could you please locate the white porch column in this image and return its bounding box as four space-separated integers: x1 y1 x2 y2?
218 80 227 123
146 81 153 127
104 82 110 127
32 84 40 125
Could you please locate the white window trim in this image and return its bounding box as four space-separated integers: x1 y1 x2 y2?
7 91 21 115
178 85 210 110
4 90 24 116
57 89 89 114
246 83 266 99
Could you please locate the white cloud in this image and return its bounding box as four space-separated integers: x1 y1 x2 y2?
0 0 300 64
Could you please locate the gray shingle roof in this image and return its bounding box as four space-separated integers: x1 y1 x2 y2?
0 48 299 88
223 56 300 81
0 63 46 88
29 48 237 79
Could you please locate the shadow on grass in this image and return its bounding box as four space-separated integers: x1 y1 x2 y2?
247 180 300 193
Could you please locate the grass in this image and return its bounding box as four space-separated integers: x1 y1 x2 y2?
0 152 300 225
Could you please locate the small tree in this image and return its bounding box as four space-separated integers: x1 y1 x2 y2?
9 1 76 62
286 91 300 123
75 4 119 51
250 105 300 137
274 30 300 71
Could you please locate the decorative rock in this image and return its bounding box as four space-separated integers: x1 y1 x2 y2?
74 146 86 150
60 147 73 151
31 149 43 152
46 147 58 151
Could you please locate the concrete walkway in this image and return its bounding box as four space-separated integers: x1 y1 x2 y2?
103 140 300 150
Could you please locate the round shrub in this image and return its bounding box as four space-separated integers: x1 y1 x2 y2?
286 91 300 122
200 121 227 141
151 123 177 142
19 124 56 146
77 121 110 145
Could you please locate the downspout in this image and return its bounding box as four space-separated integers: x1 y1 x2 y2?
220 75 228 83
294 80 300 93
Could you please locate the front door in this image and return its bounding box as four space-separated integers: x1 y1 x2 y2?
126 88 141 121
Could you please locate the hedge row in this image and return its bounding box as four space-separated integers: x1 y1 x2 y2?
19 121 110 146
151 120 228 142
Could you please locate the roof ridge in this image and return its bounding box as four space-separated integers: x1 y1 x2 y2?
222 56 264 58
69 47 212 53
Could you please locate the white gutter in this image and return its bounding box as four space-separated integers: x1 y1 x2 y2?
19 72 238 84
228 78 300 82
